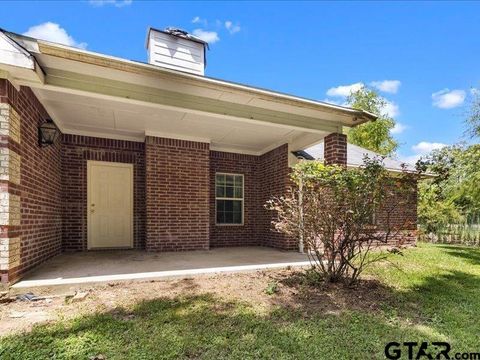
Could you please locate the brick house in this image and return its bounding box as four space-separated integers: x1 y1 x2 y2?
0 28 416 284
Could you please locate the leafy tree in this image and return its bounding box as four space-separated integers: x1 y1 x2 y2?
346 87 398 156
466 89 480 138
418 144 480 232
418 181 462 233
266 158 416 284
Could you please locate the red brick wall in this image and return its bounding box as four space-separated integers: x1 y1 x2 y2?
377 179 418 247
209 151 261 247
1 81 62 282
324 133 347 166
258 144 297 250
62 135 145 251
145 137 210 251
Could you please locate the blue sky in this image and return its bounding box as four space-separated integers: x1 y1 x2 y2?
3 1 479 161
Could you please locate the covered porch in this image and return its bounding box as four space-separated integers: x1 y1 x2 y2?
11 247 310 288
0 30 374 283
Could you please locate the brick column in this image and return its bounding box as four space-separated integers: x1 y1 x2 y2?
259 144 297 250
0 99 22 283
145 136 210 251
324 132 347 166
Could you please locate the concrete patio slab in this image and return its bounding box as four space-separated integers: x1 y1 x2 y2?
12 247 310 288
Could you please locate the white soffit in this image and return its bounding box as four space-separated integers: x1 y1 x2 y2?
33 87 326 154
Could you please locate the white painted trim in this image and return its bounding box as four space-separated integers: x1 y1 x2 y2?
87 161 134 250
209 145 261 156
63 128 145 142
215 173 244 226
145 130 210 144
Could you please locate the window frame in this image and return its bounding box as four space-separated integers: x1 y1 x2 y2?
215 172 244 226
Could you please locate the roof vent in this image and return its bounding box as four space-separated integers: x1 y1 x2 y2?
146 27 208 76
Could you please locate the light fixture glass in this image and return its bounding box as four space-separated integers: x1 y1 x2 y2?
38 119 59 147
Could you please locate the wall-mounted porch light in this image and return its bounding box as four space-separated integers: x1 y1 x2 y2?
38 118 60 147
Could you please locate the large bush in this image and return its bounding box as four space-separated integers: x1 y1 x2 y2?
266 157 417 284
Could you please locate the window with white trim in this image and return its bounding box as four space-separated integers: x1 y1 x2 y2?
215 173 244 225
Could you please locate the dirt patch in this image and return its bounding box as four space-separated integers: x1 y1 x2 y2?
0 269 394 337
271 271 395 314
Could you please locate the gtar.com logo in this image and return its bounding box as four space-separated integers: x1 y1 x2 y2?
385 342 451 359
385 341 480 360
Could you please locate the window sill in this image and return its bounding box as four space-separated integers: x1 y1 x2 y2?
215 223 245 227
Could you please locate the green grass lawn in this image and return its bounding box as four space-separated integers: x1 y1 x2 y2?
1 243 479 359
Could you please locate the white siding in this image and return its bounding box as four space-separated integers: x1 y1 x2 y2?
147 30 205 75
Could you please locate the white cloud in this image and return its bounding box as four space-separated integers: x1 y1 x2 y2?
398 154 422 165
89 0 132 7
324 84 400 117
192 16 207 26
370 80 401 94
390 122 407 134
432 89 466 109
382 99 400 118
399 141 447 164
192 29 220 44
23 22 87 49
225 21 241 34
326 82 364 97
324 82 400 118
412 141 447 154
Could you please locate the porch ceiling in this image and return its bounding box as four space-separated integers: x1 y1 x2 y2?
33 87 329 154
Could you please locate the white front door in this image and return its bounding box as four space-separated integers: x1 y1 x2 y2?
87 161 133 249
